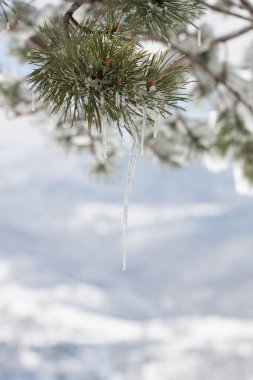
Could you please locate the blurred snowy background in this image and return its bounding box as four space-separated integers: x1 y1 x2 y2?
1 1 253 379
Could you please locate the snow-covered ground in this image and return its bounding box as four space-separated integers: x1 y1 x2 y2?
0 111 253 379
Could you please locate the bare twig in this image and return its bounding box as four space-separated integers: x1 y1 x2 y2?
206 3 253 22
63 0 102 31
171 43 253 115
208 24 253 47
239 0 253 15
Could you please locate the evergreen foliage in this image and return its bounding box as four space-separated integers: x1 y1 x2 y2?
27 20 188 135
24 0 204 138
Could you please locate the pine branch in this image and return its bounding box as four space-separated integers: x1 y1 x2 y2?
27 21 189 136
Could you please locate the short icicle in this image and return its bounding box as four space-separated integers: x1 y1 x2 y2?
101 114 107 159
115 92 121 107
101 93 105 107
121 95 126 107
153 112 159 138
197 28 202 48
31 92 36 112
141 104 147 155
122 133 139 271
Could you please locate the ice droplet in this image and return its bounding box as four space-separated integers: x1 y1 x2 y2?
197 28 202 48
6 22 10 31
31 92 36 112
102 116 107 159
149 85 156 93
141 104 147 155
122 132 139 271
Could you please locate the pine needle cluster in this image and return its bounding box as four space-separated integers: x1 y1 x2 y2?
116 0 205 38
27 20 188 136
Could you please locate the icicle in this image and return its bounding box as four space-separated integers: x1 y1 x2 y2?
121 95 126 107
140 104 147 155
31 92 36 112
122 134 139 271
101 93 105 107
6 22 10 31
153 112 159 138
197 28 202 48
84 94 89 105
115 92 121 107
102 116 107 159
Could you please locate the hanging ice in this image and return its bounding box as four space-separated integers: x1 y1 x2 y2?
141 104 147 155
122 134 139 271
101 115 107 159
6 22 10 31
31 92 36 112
121 95 126 107
153 112 159 138
84 94 89 105
101 93 105 107
115 92 121 107
197 28 202 48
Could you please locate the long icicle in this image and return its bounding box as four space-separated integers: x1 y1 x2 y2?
141 104 147 155
122 133 139 271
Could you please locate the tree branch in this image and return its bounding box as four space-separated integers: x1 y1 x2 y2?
205 2 253 22
171 43 253 115
208 24 253 47
63 0 102 31
239 0 253 15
